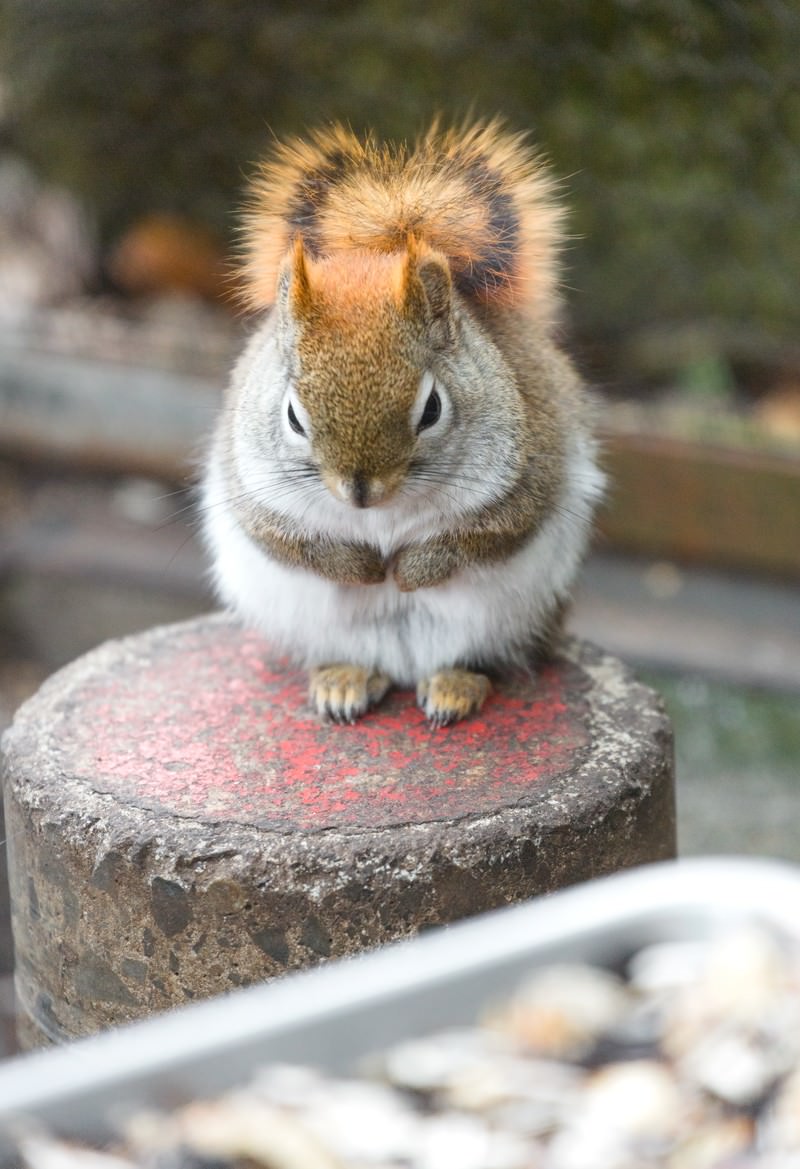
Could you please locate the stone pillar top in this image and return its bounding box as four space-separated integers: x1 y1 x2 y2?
3 613 669 839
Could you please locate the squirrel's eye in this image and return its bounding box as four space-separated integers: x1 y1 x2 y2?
417 387 441 433
287 400 306 436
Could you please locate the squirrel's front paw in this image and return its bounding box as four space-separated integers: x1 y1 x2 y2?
330 543 387 586
417 669 491 728
309 665 391 724
393 542 457 591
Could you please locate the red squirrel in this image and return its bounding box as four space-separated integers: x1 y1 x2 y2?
203 121 604 725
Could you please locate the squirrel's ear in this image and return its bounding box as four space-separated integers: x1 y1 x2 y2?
399 239 453 345
277 236 314 320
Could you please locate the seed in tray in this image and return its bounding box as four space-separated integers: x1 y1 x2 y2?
544 1064 689 1169
676 1026 797 1108
286 1079 423 1164
486 963 630 1060
379 1027 519 1093
415 1111 533 1169
17 1135 136 1169
149 1153 240 1168
568 1060 686 1139
668 1116 755 1169
440 1052 584 1122
251 1064 327 1110
626 939 712 996
125 1098 340 1169
760 1069 800 1158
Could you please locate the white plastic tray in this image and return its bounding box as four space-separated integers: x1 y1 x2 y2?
1 856 799 1162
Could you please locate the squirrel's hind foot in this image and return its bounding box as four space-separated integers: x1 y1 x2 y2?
309 665 391 724
417 669 491 728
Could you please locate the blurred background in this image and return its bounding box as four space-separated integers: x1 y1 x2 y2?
0 0 798 887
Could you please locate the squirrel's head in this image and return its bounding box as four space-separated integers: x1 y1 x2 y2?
274 237 456 508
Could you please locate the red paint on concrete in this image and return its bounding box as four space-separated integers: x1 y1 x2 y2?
63 622 591 831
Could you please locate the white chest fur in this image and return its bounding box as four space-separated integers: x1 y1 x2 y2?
201 432 604 686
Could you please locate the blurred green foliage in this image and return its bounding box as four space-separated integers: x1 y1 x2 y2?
646 671 800 780
2 0 799 363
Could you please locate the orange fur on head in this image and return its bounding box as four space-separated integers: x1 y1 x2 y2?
287 247 410 328
282 237 452 340
241 120 565 328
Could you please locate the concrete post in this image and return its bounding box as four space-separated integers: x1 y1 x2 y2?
1 614 675 1047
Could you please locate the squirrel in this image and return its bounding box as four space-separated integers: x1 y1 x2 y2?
202 120 605 726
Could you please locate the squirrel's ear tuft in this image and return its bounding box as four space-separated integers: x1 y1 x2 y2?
277 236 314 320
417 255 452 322
398 239 453 344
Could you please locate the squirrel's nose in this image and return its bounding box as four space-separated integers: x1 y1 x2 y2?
331 473 389 508
351 473 369 508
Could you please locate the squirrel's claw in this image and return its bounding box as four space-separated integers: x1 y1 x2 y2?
417 669 491 728
310 665 391 724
